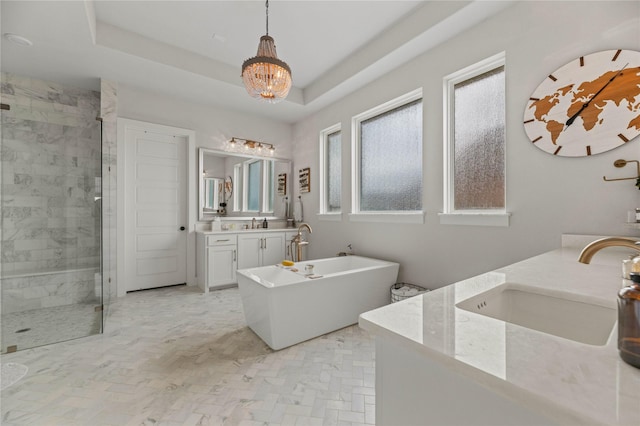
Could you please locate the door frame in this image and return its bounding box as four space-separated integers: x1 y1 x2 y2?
117 118 196 297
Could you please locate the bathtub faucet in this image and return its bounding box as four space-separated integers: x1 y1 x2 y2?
297 223 312 235
290 223 312 262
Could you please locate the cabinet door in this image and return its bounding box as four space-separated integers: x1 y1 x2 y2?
237 234 262 269
262 233 286 266
285 232 297 261
207 245 237 287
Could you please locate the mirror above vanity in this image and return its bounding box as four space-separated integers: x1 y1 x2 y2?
198 148 291 221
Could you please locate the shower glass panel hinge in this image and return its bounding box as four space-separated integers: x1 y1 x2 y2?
94 305 104 312
7 345 17 353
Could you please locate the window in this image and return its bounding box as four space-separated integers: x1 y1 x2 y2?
319 123 341 219
351 89 423 223
263 159 274 213
233 163 242 212
239 159 275 214
441 52 509 227
244 160 261 212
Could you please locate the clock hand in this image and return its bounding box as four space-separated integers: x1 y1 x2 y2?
565 63 628 128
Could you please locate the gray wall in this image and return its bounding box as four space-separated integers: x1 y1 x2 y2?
291 1 640 289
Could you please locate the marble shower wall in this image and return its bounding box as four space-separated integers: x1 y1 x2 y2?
1 72 101 280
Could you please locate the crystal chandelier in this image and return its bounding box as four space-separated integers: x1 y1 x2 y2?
241 0 292 103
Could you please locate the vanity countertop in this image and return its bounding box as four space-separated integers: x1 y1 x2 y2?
198 228 296 235
359 243 640 425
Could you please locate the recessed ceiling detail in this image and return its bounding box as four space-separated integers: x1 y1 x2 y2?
1 1 516 123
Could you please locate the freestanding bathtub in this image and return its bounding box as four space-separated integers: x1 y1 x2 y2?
236 256 399 350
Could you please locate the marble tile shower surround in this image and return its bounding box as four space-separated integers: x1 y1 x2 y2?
0 286 376 425
1 72 102 312
1 268 100 315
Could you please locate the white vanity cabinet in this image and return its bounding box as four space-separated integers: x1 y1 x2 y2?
196 233 237 293
197 229 294 292
237 232 286 269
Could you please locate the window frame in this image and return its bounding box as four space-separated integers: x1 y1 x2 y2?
318 123 342 221
440 52 510 227
350 88 424 224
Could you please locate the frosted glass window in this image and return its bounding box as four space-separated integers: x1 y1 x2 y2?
359 99 422 211
264 160 274 213
233 164 242 211
453 66 505 210
246 160 260 211
326 131 341 212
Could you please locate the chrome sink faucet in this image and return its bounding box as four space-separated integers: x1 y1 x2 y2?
578 237 640 264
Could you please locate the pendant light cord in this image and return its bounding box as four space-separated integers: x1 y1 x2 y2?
265 0 269 35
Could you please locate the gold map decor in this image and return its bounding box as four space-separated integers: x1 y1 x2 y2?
524 49 640 157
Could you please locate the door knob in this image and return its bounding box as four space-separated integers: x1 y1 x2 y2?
179 226 186 231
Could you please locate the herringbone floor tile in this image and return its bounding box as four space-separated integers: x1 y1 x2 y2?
1 285 376 425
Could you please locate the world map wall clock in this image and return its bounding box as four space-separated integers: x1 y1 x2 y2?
524 49 640 157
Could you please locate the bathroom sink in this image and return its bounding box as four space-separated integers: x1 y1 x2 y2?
455 284 616 346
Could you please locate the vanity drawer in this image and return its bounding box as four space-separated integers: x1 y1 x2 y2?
206 235 237 246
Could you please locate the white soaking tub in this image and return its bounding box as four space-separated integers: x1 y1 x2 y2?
236 256 399 350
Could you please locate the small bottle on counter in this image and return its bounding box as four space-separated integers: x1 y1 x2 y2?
262 218 268 229
622 255 640 280
618 272 640 368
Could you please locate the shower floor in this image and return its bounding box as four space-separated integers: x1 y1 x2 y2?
1 304 102 353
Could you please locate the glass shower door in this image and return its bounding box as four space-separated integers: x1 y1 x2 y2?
1 72 103 353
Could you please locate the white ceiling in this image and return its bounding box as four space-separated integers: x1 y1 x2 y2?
1 1 515 123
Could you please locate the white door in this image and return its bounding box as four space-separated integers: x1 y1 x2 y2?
125 128 188 291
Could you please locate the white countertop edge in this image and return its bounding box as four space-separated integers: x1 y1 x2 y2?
359 314 596 426
198 228 297 235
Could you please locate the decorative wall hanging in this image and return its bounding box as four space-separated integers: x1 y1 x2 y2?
524 49 640 157
277 173 287 195
299 167 310 193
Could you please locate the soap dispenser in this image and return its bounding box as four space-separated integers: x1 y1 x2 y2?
618 272 640 368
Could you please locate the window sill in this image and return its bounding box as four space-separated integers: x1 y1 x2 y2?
349 211 425 224
438 212 510 227
317 213 343 221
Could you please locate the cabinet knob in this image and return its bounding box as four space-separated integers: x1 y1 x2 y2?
180 226 186 231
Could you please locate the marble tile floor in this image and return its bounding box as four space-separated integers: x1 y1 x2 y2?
2 304 102 353
1 285 376 425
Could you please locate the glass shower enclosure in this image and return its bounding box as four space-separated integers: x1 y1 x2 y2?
1 72 105 353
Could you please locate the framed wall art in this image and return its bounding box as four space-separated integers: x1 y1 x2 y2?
277 173 287 196
299 167 310 193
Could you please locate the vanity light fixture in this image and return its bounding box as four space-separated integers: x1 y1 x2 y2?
228 137 275 155
241 0 292 103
